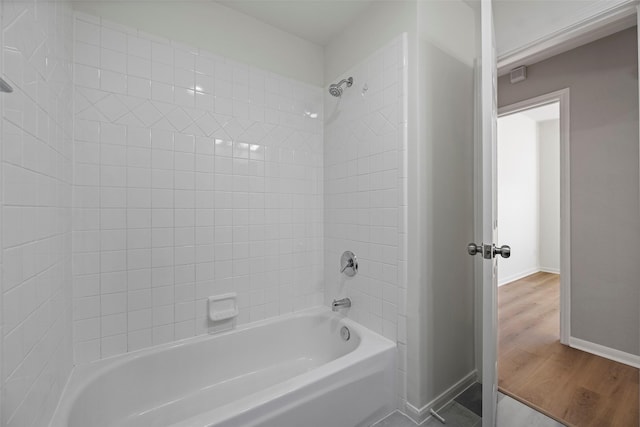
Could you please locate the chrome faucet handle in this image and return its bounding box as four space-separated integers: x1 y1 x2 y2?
340 259 353 273
340 251 358 277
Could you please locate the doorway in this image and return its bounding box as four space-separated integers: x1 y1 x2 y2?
496 99 565 422
497 102 560 287
497 90 571 345
497 101 562 392
495 92 573 423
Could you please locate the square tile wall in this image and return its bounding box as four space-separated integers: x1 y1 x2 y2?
72 13 324 363
1 0 75 426
323 35 408 407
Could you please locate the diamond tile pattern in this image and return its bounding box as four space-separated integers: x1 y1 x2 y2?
164 107 192 131
72 14 324 363
131 101 163 127
94 94 129 122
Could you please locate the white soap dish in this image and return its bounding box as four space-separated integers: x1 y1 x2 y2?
208 293 239 322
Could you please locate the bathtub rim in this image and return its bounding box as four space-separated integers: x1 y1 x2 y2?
50 305 396 427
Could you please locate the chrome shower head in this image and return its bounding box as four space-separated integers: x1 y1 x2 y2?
328 77 353 97
329 85 343 97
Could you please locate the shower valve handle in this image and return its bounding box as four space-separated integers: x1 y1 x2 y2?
340 259 354 273
340 251 358 277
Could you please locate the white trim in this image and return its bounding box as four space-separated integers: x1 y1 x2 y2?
538 267 560 275
497 0 637 76
558 91 571 346
497 267 539 287
404 370 478 424
498 88 571 346
569 337 640 369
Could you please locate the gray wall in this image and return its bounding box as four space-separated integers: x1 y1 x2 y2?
498 28 640 356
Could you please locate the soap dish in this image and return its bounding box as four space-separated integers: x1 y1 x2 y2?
208 293 239 322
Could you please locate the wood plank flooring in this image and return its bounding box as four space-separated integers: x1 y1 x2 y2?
498 272 639 427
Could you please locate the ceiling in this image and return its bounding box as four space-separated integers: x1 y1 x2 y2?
216 0 374 46
519 103 559 123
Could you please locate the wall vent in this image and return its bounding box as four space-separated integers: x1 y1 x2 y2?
510 66 527 84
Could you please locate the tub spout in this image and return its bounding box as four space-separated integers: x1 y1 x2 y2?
332 298 351 311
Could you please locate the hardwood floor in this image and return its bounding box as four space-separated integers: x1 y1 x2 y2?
498 272 639 427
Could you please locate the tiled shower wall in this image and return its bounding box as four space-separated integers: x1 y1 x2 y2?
72 13 324 362
323 35 408 405
1 0 75 426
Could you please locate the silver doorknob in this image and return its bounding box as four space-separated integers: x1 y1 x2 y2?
494 245 511 258
467 243 482 256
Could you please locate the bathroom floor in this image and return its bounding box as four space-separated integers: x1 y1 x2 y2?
372 386 564 427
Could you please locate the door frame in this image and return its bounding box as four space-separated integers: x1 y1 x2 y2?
497 88 571 344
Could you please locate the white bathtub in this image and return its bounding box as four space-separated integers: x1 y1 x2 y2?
50 307 396 427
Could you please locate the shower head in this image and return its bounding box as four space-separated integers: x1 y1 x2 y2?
329 85 343 97
328 77 353 97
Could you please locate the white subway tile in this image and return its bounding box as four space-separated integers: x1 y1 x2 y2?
152 61 174 84
101 271 127 293
101 334 127 358
101 250 127 272
70 15 328 365
75 317 100 341
76 42 100 67
75 339 100 364
152 229 174 248
173 85 195 108
128 289 152 310
128 35 151 59
174 319 195 339
100 165 125 188
129 308 152 331
127 329 152 351
102 313 127 336
128 76 152 99
101 48 127 74
128 56 152 79
152 325 174 345
128 168 152 188
101 292 127 315
128 269 152 289
127 147 152 168
102 27 127 52
76 19 101 44
151 42 174 65
174 44 195 62
153 284 174 306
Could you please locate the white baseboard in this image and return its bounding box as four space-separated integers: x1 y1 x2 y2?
404 370 478 424
498 267 539 287
569 337 640 369
499 267 562 286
